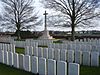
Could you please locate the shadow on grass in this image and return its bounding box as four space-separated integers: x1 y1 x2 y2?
80 66 100 75
0 63 38 75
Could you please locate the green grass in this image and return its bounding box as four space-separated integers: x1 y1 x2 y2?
80 66 100 75
15 47 25 54
0 63 36 75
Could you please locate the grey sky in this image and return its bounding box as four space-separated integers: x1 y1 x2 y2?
0 0 100 31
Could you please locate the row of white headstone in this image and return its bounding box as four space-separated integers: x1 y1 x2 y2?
0 43 15 53
63 38 100 43
0 43 99 67
0 50 79 75
25 39 53 46
13 39 100 53
48 43 99 52
25 46 99 67
9 38 100 55
12 39 53 48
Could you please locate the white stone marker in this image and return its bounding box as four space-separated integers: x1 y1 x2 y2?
11 44 15 53
38 47 43 57
48 59 56 75
9 44 12 52
43 48 48 59
6 44 9 51
75 44 81 51
75 51 82 64
29 46 33 55
57 61 67 75
60 50 67 61
91 52 99 67
4 51 9 65
1 43 4 50
82 51 90 66
48 48 54 59
0 43 2 50
38 58 47 75
32 56 38 74
68 50 74 63
25 46 29 55
8 52 13 66
68 63 80 75
4 44 7 52
13 53 19 68
24 55 31 72
0 50 4 63
54 49 60 61
33 47 38 56
19 54 24 69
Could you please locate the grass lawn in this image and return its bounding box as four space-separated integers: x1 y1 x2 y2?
0 63 35 75
15 47 25 54
80 66 100 75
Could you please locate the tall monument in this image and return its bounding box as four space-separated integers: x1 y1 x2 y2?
39 11 52 39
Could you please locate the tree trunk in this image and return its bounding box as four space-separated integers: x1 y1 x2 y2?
17 29 21 40
71 25 75 41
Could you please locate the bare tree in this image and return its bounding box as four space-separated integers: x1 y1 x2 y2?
0 0 41 39
41 0 100 41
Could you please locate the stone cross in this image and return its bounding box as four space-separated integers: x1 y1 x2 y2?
43 11 48 30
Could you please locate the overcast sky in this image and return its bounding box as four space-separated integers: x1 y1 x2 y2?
0 0 100 31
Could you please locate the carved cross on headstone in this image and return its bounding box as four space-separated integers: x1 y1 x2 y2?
43 11 48 30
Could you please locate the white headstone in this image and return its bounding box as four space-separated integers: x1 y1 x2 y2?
8 52 13 66
54 49 60 61
19 54 24 69
43 48 48 59
85 45 91 52
91 45 97 52
91 52 99 67
32 56 38 74
38 47 43 57
68 50 74 63
11 44 15 53
25 39 30 46
60 50 67 61
68 63 80 75
75 44 81 51
80 44 86 52
4 51 9 65
0 43 2 50
4 44 8 52
9 44 13 52
48 48 54 59
48 59 56 75
57 61 67 75
29 46 33 55
0 50 4 63
75 51 82 64
38 58 47 75
33 47 38 56
25 46 29 55
24 55 31 72
13 53 19 68
82 51 90 66
7 44 10 51
1 43 4 50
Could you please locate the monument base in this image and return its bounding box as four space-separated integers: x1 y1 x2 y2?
38 30 53 39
